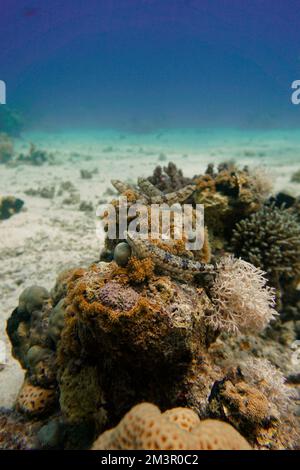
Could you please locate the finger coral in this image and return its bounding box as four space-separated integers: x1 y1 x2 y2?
147 162 193 193
206 256 276 334
231 205 300 287
92 402 251 450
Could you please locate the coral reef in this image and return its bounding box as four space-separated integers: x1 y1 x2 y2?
0 196 24 220
92 402 251 450
4 162 300 451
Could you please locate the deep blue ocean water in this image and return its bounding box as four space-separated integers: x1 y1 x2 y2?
1 0 300 132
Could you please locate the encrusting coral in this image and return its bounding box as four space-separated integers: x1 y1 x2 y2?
92 402 251 450
56 261 219 427
208 364 299 449
239 358 295 414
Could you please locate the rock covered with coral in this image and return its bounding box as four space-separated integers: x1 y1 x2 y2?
208 360 299 449
57 261 219 425
0 195 24 220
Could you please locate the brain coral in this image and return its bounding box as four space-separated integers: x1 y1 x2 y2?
231 204 300 286
92 402 251 450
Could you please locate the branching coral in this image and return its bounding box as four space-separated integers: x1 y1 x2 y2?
92 402 251 450
147 162 193 193
231 204 300 286
206 256 276 334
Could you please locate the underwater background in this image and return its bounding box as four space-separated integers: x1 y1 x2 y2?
1 0 300 131
0 0 300 451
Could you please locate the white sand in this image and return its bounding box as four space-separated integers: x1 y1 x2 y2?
0 128 299 408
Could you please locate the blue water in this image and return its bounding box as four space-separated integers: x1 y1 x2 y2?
1 0 300 132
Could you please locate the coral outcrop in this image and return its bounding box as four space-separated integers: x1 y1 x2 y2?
0 195 24 220
4 165 300 451
193 162 272 249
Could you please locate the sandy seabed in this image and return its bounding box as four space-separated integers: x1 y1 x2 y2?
0 128 299 408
